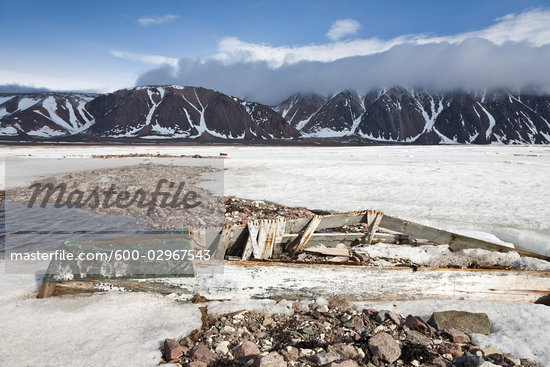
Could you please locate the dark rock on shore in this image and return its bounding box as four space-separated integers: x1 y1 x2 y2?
428 311 491 335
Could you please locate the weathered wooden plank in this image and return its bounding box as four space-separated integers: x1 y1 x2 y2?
288 215 322 253
271 232 395 258
362 210 384 245
304 247 350 257
225 225 250 257
282 232 395 246
242 221 259 260
38 262 550 303
284 212 366 234
380 215 550 261
221 226 233 254
256 220 277 259
37 281 57 299
273 218 286 253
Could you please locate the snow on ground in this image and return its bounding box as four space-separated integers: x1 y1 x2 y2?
0 260 202 367
0 145 549 366
1 260 549 366
1 145 549 255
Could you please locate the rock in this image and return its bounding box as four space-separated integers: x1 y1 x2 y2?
404 315 431 335
191 344 217 365
354 347 365 359
255 351 287 367
311 351 341 365
428 311 491 335
316 304 329 313
443 328 470 343
482 346 501 357
368 332 401 364
233 341 261 360
326 361 359 367
340 313 352 322
222 325 236 334
406 330 432 345
329 299 353 311
297 253 307 261
385 310 403 326
430 356 448 367
188 362 207 367
375 311 387 322
438 342 463 358
280 346 299 361
215 341 230 355
484 353 512 366
327 343 362 359
344 316 365 332
263 316 275 327
76 182 89 192
164 339 184 361
503 354 521 366
454 353 484 367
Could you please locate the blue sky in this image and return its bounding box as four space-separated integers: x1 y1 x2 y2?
1 0 550 96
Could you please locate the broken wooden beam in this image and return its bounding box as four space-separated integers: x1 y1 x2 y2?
360 210 384 245
288 215 322 253
379 215 550 261
303 247 351 257
37 261 550 303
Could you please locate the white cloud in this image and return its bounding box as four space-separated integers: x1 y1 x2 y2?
215 36 409 68
136 14 178 26
109 50 179 68
214 8 550 67
439 9 550 46
327 18 361 41
137 41 550 105
134 8 550 104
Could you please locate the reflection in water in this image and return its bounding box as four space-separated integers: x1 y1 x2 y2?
1 201 150 256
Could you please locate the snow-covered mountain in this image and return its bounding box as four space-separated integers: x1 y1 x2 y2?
275 87 550 144
1 85 550 144
0 93 97 137
0 86 298 141
273 93 327 129
86 86 298 140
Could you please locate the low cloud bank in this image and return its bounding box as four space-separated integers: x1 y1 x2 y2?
136 39 550 105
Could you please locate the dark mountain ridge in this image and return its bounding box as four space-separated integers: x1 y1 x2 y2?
1 85 549 144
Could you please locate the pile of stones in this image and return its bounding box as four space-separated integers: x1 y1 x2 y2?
224 197 320 226
162 300 536 367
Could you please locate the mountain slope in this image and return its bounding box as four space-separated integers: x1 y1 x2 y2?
0 93 97 137
275 87 550 144
301 90 364 137
2 86 550 144
273 93 327 129
86 86 299 140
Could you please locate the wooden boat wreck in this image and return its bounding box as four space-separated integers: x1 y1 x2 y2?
38 209 550 304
